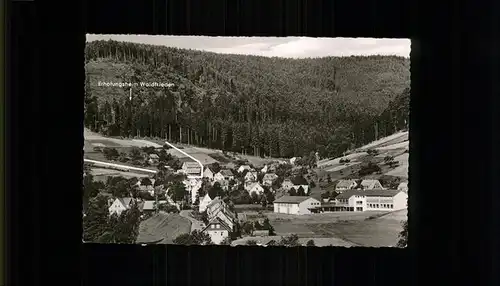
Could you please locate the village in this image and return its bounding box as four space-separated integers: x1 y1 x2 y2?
84 137 409 247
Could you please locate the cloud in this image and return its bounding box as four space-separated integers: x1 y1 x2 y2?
87 35 410 58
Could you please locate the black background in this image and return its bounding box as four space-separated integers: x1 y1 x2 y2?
5 0 500 285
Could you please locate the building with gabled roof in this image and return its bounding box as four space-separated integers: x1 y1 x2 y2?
335 179 358 192
360 179 384 190
108 197 135 216
273 196 321 215
202 217 232 244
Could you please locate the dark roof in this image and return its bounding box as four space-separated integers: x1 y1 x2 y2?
220 169 234 176
335 189 401 199
273 196 318 204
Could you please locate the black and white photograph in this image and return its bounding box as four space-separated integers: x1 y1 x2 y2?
83 34 410 247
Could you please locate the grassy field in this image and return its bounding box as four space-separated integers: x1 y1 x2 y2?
136 213 191 244
308 209 407 247
358 131 408 150
231 236 355 247
260 209 407 247
90 168 151 181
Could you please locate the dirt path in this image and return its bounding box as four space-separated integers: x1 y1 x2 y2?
179 210 205 233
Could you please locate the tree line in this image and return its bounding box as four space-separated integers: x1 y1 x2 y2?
85 40 410 159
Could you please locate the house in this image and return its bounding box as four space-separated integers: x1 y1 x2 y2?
202 217 232 244
181 162 202 176
360 179 384 190
108 197 134 215
291 185 309 194
183 178 203 204
281 179 294 191
244 171 258 182
335 180 358 192
206 199 236 231
334 189 407 212
260 165 269 173
273 196 322 215
214 169 235 181
397 181 408 192
203 167 215 180
148 153 160 164
262 173 278 187
245 182 265 196
290 157 298 165
199 193 214 213
237 165 252 173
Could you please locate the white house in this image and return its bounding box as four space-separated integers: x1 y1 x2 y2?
262 173 278 187
273 196 322 215
245 182 265 195
334 189 407 212
281 179 294 191
202 217 232 244
397 181 408 192
335 180 358 192
260 165 269 173
290 157 298 165
199 193 214 213
244 171 258 182
108 197 134 216
183 178 203 203
237 165 252 173
360 179 384 190
203 168 215 180
182 162 202 176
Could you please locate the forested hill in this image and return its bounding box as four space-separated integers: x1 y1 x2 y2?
84 40 410 159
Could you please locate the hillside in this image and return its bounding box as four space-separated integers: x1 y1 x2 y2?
84 40 410 159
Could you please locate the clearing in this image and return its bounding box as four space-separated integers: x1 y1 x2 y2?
231 236 355 247
136 213 191 244
358 131 408 150
308 208 407 247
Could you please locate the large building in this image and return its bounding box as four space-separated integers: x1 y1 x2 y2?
334 189 407 212
181 162 202 177
273 196 322 215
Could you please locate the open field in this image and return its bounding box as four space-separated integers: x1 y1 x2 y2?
358 131 408 150
136 213 191 244
84 128 160 148
377 141 409 150
318 152 368 168
232 209 407 247
231 236 355 247
324 162 361 173
308 209 407 247
90 168 151 181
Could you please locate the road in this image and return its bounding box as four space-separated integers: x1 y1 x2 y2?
179 210 206 233
83 159 158 174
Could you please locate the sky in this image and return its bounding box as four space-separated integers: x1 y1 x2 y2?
86 34 410 59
